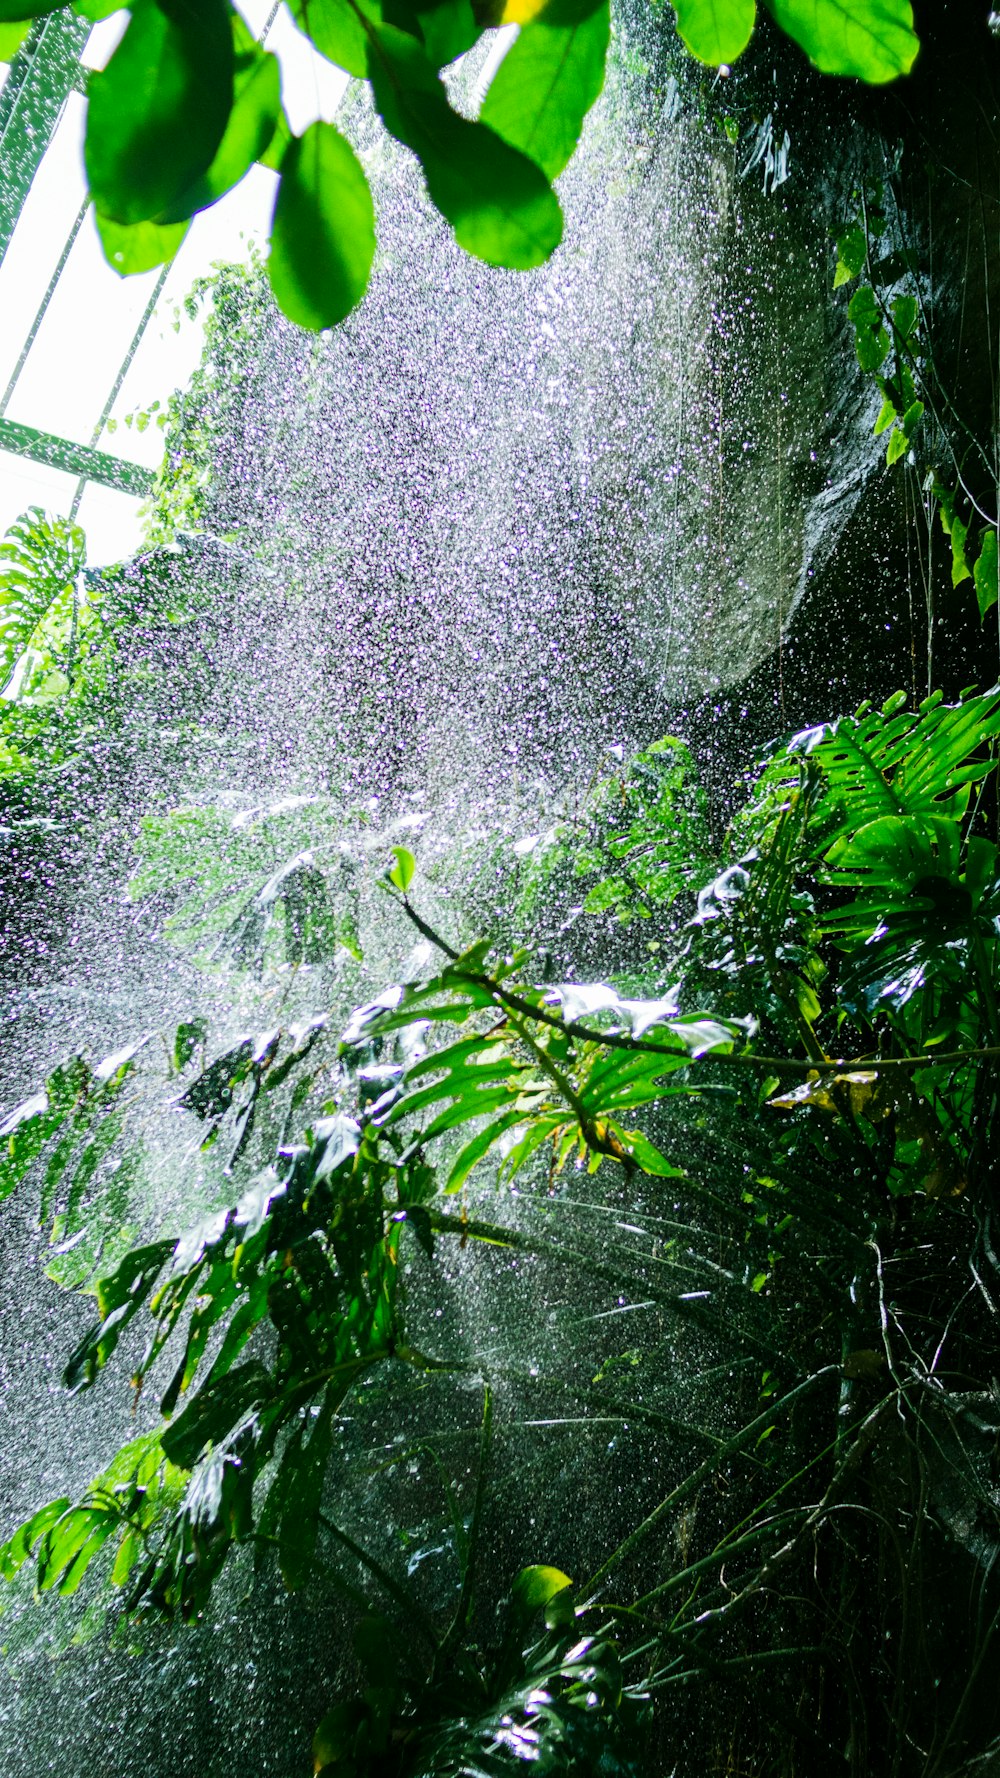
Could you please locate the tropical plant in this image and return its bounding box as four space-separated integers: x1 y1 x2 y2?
0 0 919 334
5 682 1000 1771
0 508 88 705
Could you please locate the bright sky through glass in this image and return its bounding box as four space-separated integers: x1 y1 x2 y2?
0 5 347 564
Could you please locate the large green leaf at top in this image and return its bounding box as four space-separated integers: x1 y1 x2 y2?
85 0 234 225
287 0 377 78
96 213 190 275
0 0 65 18
0 18 31 56
268 122 376 330
160 15 281 222
368 24 563 269
765 0 918 82
672 0 755 65
0 508 85 694
479 0 610 181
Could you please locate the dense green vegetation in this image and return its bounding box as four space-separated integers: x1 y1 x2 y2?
6 1 1000 1773
5 647 1000 1772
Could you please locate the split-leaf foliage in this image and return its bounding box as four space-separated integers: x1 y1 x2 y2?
6 681 1000 1772
1 0 920 331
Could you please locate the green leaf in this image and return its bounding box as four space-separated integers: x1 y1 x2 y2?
479 0 610 182
671 0 755 65
415 0 480 67
885 425 907 466
0 508 85 692
765 0 918 82
268 122 376 331
389 844 416 892
37 1505 118 1594
445 1107 524 1192
174 1017 208 1074
833 224 866 286
288 0 376 78
615 1127 684 1176
74 0 124 18
95 212 190 275
974 529 999 622
0 18 30 57
892 291 918 338
873 396 896 435
0 1500 71 1582
62 1241 175 1394
949 510 971 588
278 1389 336 1589
161 16 282 221
368 24 563 270
0 0 65 17
257 105 292 172
161 1360 273 1469
85 0 235 225
511 1563 573 1619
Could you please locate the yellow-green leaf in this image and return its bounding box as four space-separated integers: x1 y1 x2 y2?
974 529 999 622
479 0 610 181
765 0 918 84
672 0 755 64
268 122 376 331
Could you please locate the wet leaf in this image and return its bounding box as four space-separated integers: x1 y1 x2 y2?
161 1360 273 1469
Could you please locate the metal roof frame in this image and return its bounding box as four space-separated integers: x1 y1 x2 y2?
0 12 155 510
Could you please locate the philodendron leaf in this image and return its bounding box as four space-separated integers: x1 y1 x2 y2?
0 507 85 694
479 0 610 181
672 0 755 65
86 0 234 225
268 122 376 330
765 0 918 82
368 23 563 270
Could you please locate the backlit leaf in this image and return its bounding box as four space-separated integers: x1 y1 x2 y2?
288 0 375 77
86 0 234 225
95 213 190 275
672 0 755 65
479 0 610 181
368 23 563 270
0 18 30 56
268 122 376 330
160 17 281 221
766 0 918 83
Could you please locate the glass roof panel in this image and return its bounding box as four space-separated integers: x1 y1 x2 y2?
0 8 348 565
